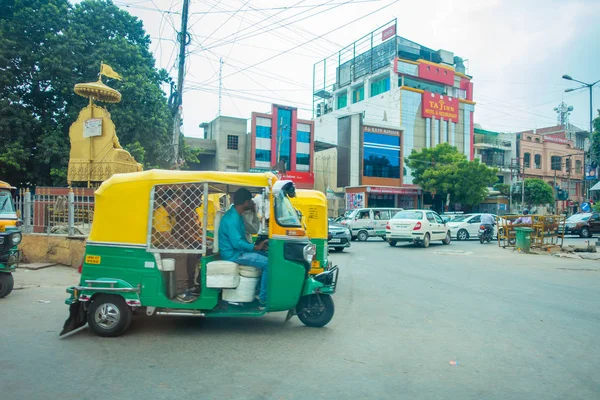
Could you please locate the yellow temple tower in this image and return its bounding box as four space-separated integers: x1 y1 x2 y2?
67 66 142 187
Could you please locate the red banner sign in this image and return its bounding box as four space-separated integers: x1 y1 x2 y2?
382 25 396 41
281 171 314 185
421 91 459 123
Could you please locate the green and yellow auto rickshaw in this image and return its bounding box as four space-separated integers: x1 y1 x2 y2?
0 181 22 298
291 190 330 275
60 170 338 337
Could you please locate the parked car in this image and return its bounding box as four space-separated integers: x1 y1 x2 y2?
447 213 498 241
328 221 352 251
558 212 600 238
341 207 403 241
440 212 465 224
386 209 451 248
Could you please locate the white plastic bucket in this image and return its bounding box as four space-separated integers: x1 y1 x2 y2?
222 276 259 302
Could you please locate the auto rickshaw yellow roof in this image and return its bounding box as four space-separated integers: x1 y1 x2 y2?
89 170 278 245
0 180 16 190
293 189 327 207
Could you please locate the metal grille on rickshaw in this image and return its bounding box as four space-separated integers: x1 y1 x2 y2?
148 183 223 254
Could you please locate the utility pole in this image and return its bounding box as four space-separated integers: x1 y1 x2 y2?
172 0 190 167
218 57 223 117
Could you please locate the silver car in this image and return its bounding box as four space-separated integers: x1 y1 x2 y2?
328 222 352 252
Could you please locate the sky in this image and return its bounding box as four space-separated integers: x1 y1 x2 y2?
110 0 600 138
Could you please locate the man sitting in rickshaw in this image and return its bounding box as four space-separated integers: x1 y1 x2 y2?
218 188 269 307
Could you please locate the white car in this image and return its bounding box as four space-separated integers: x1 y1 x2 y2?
447 213 498 240
386 209 451 248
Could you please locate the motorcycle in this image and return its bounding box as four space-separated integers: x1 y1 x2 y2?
478 224 494 244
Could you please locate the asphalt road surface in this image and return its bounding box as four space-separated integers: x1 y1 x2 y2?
1 239 600 400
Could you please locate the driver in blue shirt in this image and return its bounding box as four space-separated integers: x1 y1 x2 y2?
218 188 268 307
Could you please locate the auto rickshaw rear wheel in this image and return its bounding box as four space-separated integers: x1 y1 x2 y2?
0 273 14 298
87 294 132 337
296 294 334 328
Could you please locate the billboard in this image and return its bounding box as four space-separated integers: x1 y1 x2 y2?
345 193 365 210
421 91 459 123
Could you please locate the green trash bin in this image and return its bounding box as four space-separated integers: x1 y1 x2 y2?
514 227 534 253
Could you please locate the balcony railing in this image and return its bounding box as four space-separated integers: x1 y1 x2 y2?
474 136 512 148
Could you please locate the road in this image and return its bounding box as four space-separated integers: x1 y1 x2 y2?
1 238 600 400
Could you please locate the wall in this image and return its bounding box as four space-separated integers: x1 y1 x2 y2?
314 147 340 193
213 116 248 172
20 234 86 268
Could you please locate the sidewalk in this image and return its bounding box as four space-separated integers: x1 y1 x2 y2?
12 265 80 290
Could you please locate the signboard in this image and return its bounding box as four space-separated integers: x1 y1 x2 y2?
543 136 570 144
585 165 597 180
581 202 590 212
346 193 365 210
366 186 420 195
83 118 102 138
363 126 400 136
280 171 314 185
498 204 507 211
381 25 396 41
421 91 459 123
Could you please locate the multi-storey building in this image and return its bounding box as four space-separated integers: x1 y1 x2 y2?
250 104 315 189
312 21 475 210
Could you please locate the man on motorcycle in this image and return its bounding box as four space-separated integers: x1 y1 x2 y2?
481 213 495 237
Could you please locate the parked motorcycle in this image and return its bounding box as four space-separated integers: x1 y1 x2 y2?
478 224 493 244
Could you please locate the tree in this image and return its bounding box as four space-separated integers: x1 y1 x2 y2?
589 111 600 164
0 0 173 186
523 178 554 207
405 143 498 206
493 183 511 197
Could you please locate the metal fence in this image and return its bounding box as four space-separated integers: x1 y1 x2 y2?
15 187 95 236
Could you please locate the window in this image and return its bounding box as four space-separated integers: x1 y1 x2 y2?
225 166 238 172
523 153 531 168
296 153 310 167
576 136 585 149
576 160 582 173
378 210 390 220
527 136 532 141
356 210 371 220
393 210 422 220
535 138 540 143
276 108 292 171
370 75 390 97
363 132 401 178
434 213 444 224
297 130 311 143
255 149 271 162
227 135 239 150
353 85 364 103
551 156 562 171
534 154 541 169
403 76 445 95
256 125 271 139
274 192 301 227
469 215 481 223
565 158 571 173
426 212 436 223
0 191 15 214
337 93 347 109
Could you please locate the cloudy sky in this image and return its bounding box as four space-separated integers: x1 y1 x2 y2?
112 0 600 137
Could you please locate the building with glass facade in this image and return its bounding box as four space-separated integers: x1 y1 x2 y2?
250 104 315 189
312 21 475 209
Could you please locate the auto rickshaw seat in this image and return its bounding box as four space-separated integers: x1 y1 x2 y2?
213 210 225 253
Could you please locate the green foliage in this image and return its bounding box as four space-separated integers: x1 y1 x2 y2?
523 178 554 207
0 0 172 186
493 183 511 196
405 143 498 206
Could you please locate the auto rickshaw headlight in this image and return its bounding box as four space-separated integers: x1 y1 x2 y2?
303 243 316 263
11 232 22 245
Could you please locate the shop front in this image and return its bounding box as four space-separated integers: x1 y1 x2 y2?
345 186 421 210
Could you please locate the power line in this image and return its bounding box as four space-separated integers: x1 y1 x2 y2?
201 0 401 87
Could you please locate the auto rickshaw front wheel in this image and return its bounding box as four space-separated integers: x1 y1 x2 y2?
87 294 132 337
0 273 14 298
296 294 334 328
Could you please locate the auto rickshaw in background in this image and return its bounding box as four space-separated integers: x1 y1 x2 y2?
291 190 330 275
0 181 22 298
60 170 338 337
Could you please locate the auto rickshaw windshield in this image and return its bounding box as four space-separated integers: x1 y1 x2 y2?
274 191 302 227
0 191 15 215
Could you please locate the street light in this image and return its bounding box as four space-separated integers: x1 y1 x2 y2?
563 74 600 198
